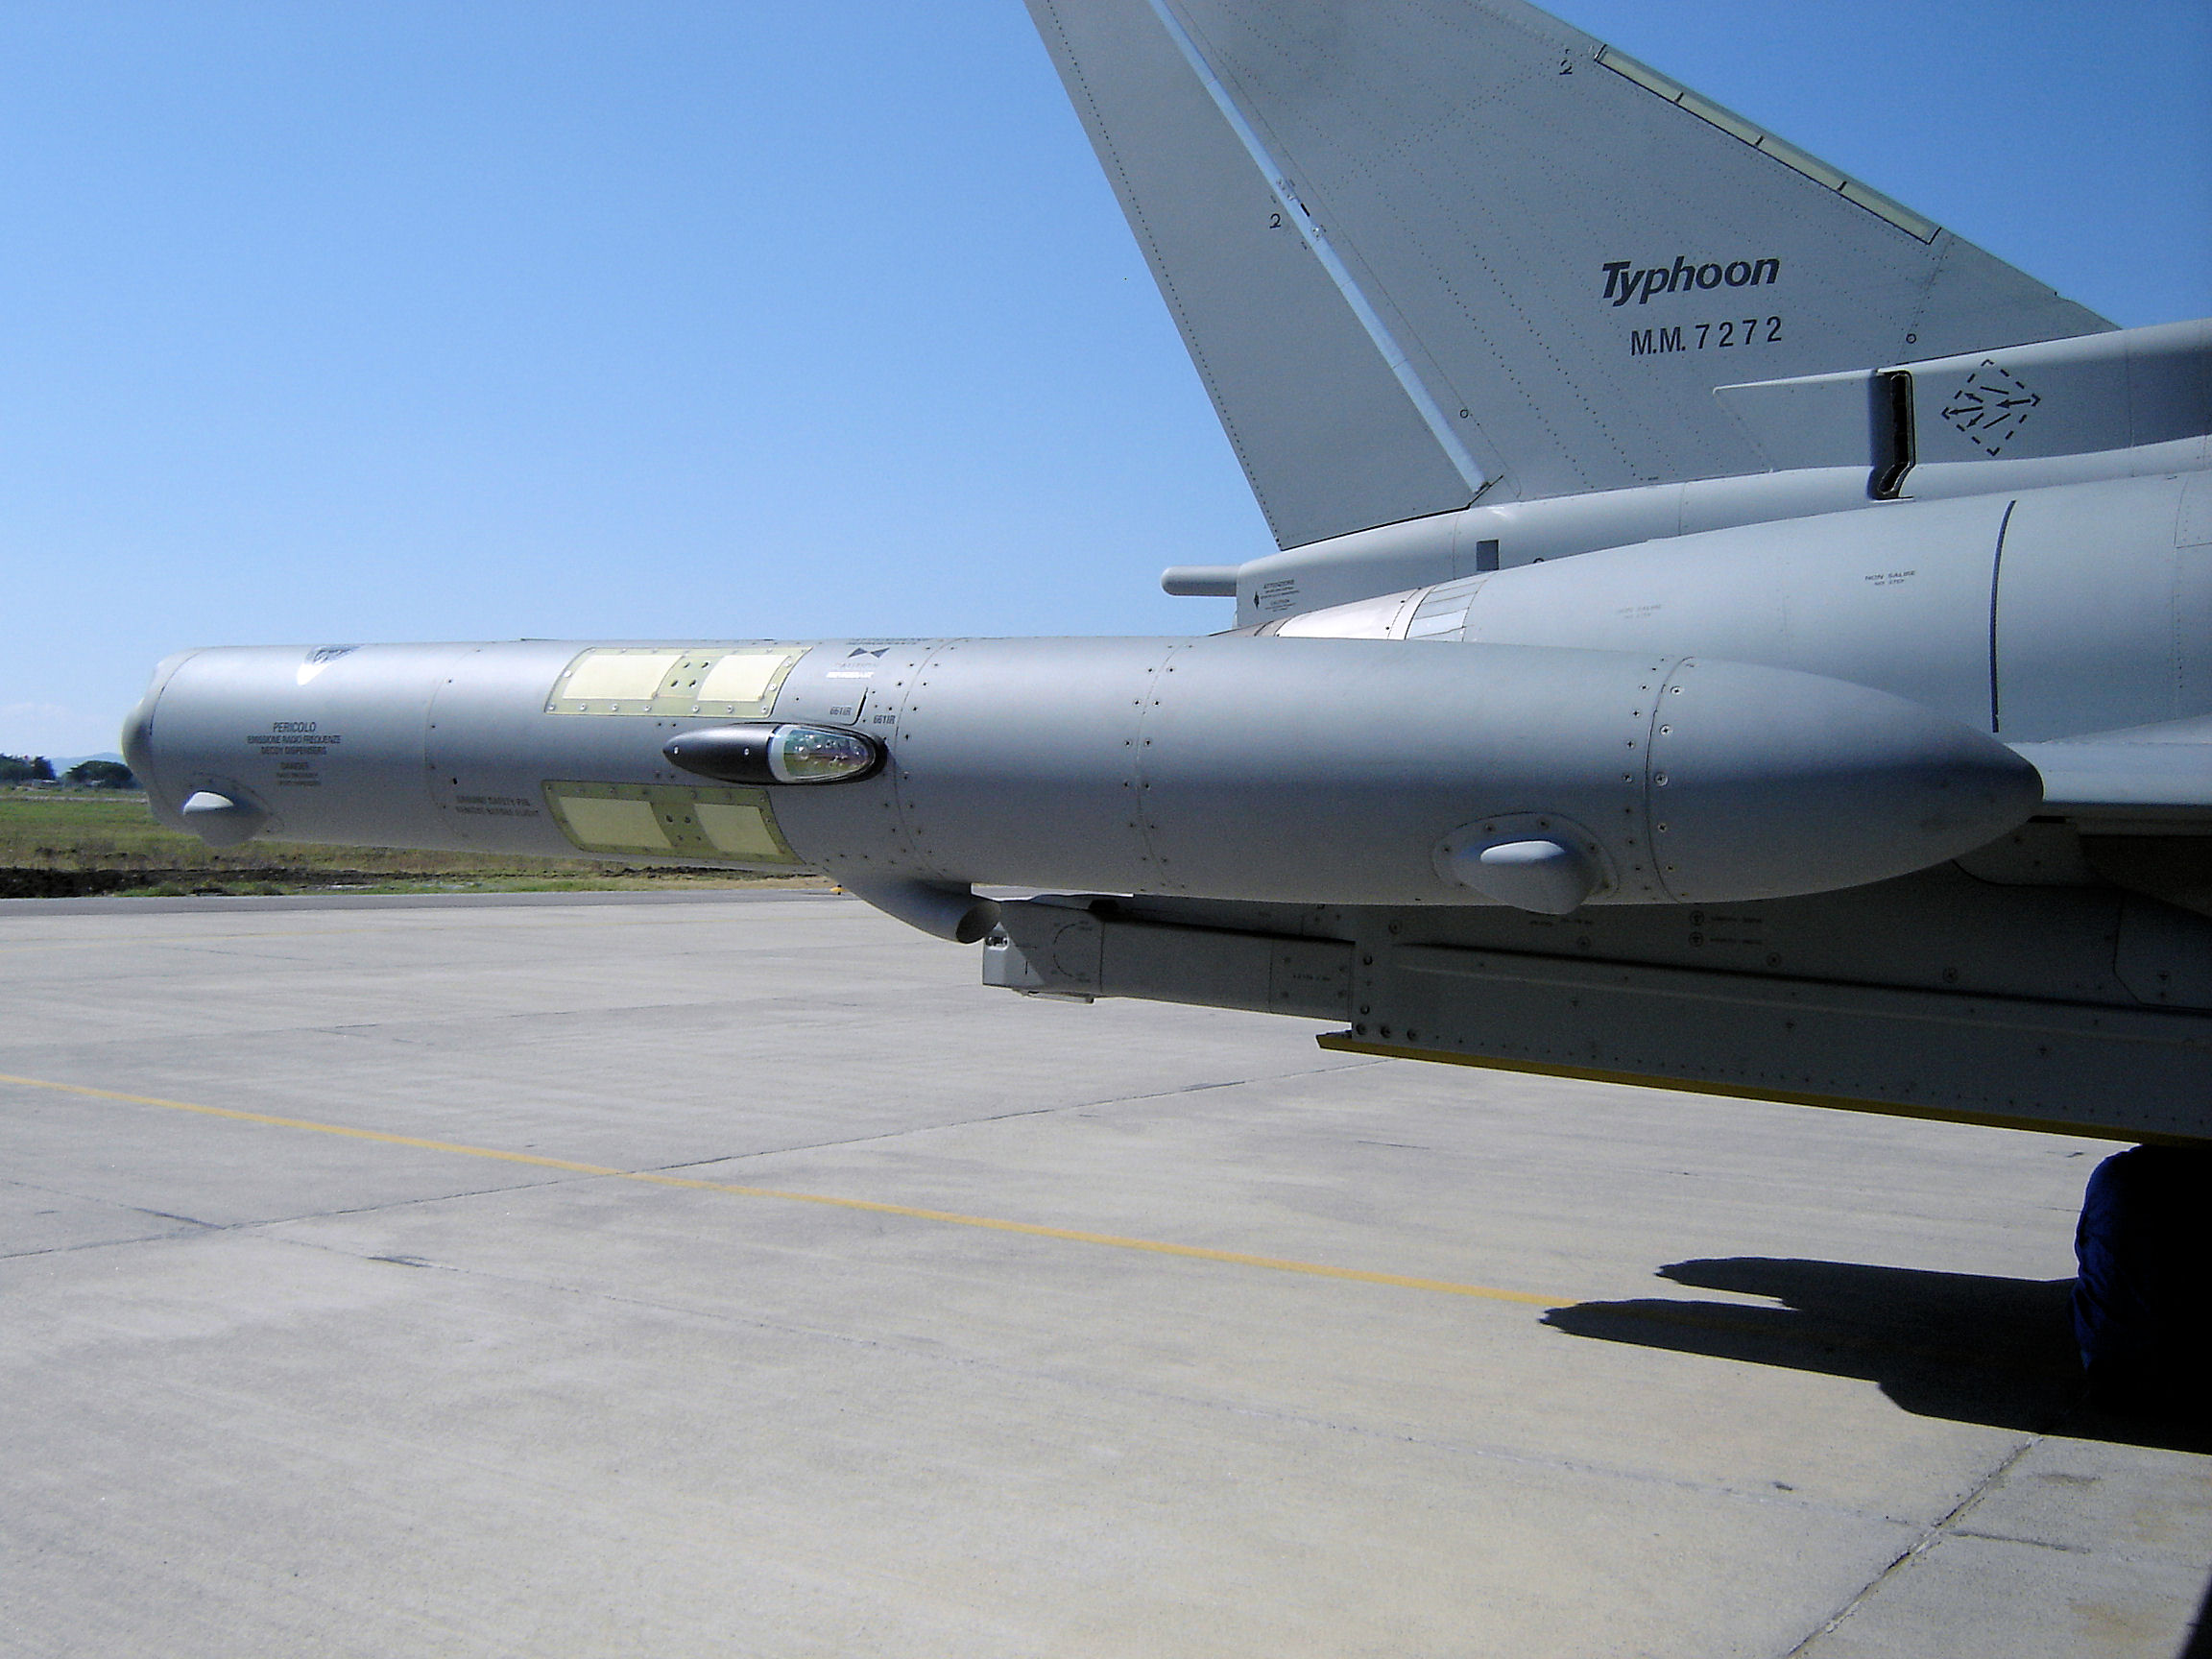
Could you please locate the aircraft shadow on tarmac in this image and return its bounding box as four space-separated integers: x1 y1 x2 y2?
1542 1258 2212 1455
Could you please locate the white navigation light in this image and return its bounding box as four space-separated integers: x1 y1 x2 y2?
768 726 878 783
662 724 884 786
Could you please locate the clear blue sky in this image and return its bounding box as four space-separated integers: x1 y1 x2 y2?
2 0 2205 757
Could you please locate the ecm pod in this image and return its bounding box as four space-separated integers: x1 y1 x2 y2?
125 635 2041 915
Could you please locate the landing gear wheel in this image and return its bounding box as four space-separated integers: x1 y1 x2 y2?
2072 1145 2212 1419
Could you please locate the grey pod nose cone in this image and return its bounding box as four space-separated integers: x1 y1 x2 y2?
119 702 155 793
1647 660 2043 903
120 649 201 814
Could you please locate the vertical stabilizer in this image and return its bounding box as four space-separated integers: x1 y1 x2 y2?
1026 0 2112 548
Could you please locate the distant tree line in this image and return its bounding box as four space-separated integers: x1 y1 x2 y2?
66 759 138 788
0 755 138 787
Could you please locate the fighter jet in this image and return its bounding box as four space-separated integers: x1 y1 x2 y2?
126 0 2208 1162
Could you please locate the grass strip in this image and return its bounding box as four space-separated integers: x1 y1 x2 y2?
0 788 820 897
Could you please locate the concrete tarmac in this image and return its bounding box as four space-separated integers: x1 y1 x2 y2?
2 890 2206 1657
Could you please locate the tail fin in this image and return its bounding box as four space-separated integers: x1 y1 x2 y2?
1025 0 2111 548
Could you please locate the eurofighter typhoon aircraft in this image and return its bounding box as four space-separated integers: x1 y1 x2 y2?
128 1 2208 1150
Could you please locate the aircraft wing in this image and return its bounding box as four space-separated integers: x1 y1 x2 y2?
2018 715 2212 833
1025 0 2111 547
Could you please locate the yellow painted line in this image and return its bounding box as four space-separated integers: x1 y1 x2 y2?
0 1070 1561 1308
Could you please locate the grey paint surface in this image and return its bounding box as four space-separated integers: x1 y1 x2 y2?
127 636 2040 909
984 855 2212 1144
1025 0 1478 547
1274 469 2212 744
1226 326 2212 622
1901 320 2212 469
1026 0 2109 542
3 893 2206 1657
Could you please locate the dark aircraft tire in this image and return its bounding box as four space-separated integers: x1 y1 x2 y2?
2072 1145 2212 1419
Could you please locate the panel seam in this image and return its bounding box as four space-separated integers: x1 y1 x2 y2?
1988 497 2019 733
1780 1433 2043 1657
